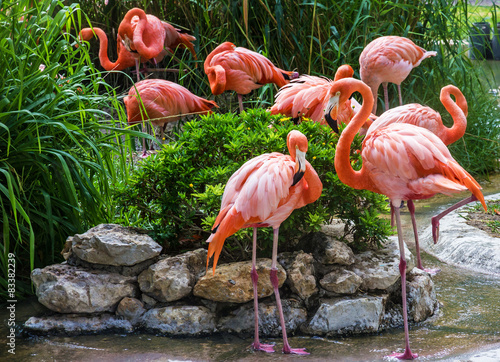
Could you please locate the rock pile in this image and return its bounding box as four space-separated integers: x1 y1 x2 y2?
25 223 438 338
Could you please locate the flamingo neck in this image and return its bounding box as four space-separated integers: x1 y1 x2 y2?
334 80 378 193
440 87 467 145
92 29 120 71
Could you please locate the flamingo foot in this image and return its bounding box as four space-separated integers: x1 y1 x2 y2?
423 267 441 275
140 150 150 158
251 342 275 353
282 345 309 355
389 350 418 360
431 216 440 244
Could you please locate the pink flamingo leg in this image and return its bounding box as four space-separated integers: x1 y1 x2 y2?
382 81 390 111
270 228 309 355
237 94 244 113
390 205 418 360
397 84 403 106
407 200 440 275
431 195 479 244
250 228 275 353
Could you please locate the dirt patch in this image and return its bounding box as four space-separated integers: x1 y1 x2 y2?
463 201 500 238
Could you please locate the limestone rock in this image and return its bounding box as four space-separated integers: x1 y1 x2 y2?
278 251 318 300
320 269 363 294
68 224 162 266
24 313 133 335
138 248 207 302
31 264 138 313
304 296 386 336
142 306 215 335
116 297 145 326
218 299 307 337
298 232 355 265
348 238 415 291
407 268 437 322
193 259 286 303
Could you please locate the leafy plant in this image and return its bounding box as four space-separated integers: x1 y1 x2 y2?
113 109 392 264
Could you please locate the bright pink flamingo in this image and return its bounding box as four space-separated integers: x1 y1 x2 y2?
359 36 437 114
270 64 377 134
78 27 136 71
206 130 322 354
118 8 196 81
124 79 217 157
325 77 486 359
364 85 469 273
204 42 299 112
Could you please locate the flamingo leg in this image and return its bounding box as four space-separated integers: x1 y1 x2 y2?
251 227 275 353
397 84 403 106
431 195 479 244
135 58 141 82
382 82 390 111
390 204 418 360
238 94 244 113
270 228 309 355
407 200 440 275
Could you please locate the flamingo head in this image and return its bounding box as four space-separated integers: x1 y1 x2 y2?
333 64 354 82
287 130 308 186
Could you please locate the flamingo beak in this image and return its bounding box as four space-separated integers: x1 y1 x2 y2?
325 93 340 133
292 149 306 186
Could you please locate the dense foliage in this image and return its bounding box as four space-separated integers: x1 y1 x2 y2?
114 109 392 262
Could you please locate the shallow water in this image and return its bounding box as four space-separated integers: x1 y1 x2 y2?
1 176 500 361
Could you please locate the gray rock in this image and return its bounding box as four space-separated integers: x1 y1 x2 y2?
218 299 307 337
193 259 286 303
138 248 206 302
304 296 385 336
31 264 138 313
407 268 437 322
68 224 162 266
116 297 145 326
142 306 215 335
349 238 415 291
320 269 363 294
278 251 318 300
24 313 133 335
298 232 355 265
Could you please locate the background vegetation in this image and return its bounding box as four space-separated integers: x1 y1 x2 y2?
1 0 499 299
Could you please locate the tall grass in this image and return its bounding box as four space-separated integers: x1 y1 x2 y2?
0 0 142 298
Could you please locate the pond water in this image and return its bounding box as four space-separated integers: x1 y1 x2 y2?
1 176 499 361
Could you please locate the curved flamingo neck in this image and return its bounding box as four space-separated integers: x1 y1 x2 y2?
91 28 121 71
439 86 467 145
334 79 379 193
302 163 323 204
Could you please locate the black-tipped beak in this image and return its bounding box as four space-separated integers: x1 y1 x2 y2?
325 112 339 133
292 156 305 186
292 169 305 186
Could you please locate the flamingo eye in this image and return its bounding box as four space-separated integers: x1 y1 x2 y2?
336 91 341 97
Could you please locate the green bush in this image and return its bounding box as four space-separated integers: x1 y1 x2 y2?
113 109 392 263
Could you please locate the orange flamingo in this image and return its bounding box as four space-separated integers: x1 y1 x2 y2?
206 130 322 354
117 8 196 81
124 79 218 157
204 41 299 112
364 85 468 273
359 36 437 114
78 27 136 72
325 77 486 359
270 65 377 134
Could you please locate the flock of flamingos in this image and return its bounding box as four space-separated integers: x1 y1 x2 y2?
79 7 488 360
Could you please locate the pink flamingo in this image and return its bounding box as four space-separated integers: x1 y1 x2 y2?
124 79 217 157
206 130 322 354
364 85 469 273
118 8 196 81
204 42 299 112
359 36 437 114
325 77 486 359
270 64 377 134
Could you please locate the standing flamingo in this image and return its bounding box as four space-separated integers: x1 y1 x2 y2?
206 130 322 354
78 27 136 72
124 79 218 157
325 77 486 359
359 36 437 114
204 42 299 112
270 65 377 134
364 85 469 272
117 8 196 81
